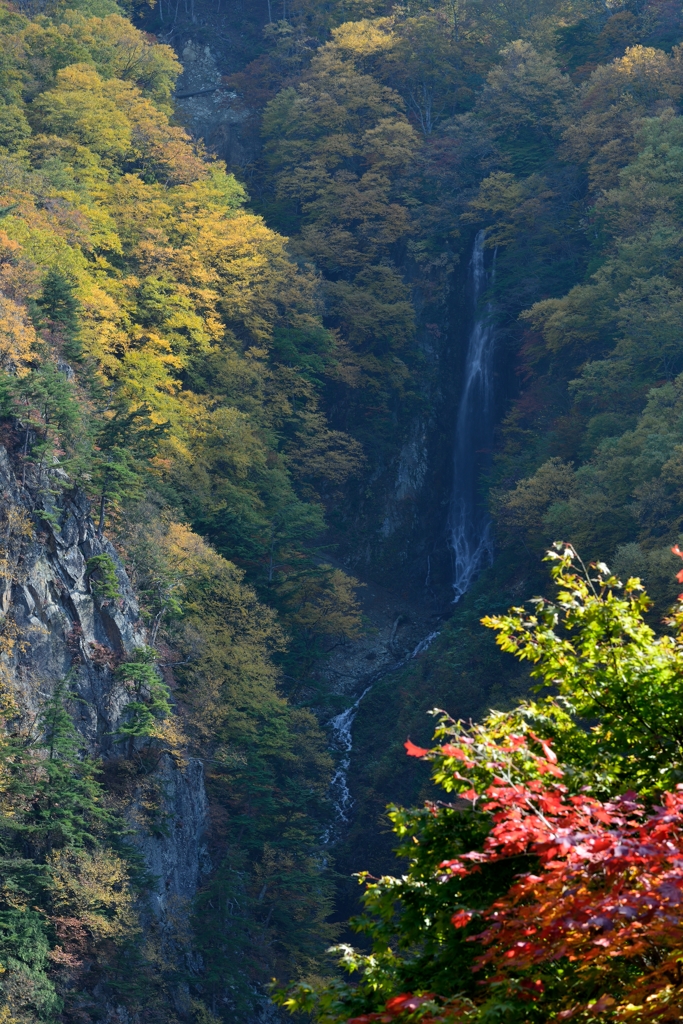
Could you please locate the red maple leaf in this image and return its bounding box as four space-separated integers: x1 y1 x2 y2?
404 739 430 757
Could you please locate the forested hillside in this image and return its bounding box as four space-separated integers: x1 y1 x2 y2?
0 1 362 1018
2 0 683 1020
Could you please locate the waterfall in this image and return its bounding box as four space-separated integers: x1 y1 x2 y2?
323 232 497 839
450 230 497 601
323 686 372 843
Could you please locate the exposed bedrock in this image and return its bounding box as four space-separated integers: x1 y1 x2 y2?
0 445 208 936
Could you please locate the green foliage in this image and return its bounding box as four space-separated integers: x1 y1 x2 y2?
275 547 683 1022
481 544 683 796
37 268 82 361
332 12 683 928
120 518 338 1001
3 0 683 1017
0 0 368 998
492 99 683 575
86 552 119 599
115 646 172 739
1 355 83 485
223 2 683 1019
0 103 30 153
259 30 421 458
0 908 60 1020
0 0 363 584
0 679 135 1022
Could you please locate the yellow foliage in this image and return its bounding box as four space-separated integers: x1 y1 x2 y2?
521 276 615 356
586 45 682 109
21 10 181 108
563 45 683 191
0 230 41 304
127 518 285 738
277 564 363 642
1 218 89 280
109 77 206 184
31 64 205 183
284 407 365 484
117 330 183 416
329 17 397 57
79 282 129 372
465 172 556 248
32 64 133 162
0 504 33 589
53 11 181 108
494 458 576 537
186 209 319 343
0 617 28 658
0 665 20 724
482 41 574 140
0 295 36 375
48 848 137 941
147 713 188 754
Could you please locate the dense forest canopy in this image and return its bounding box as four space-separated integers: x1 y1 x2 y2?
0 1 361 1017
1 0 683 1019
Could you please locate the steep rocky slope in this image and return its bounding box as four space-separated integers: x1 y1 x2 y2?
0 444 209 1018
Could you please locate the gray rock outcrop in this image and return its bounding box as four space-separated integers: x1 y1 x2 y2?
0 444 209 933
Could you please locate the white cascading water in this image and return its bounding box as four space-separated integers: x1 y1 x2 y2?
323 686 372 843
450 230 497 601
324 630 443 839
324 233 496 838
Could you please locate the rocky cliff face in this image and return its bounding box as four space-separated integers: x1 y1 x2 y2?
1 446 144 740
174 40 254 167
0 445 209 950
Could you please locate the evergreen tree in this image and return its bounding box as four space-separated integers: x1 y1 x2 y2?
115 647 173 745
37 269 82 362
0 680 121 1021
27 679 111 855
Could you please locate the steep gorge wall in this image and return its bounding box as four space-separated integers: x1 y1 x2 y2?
1 447 144 737
0 445 209 1012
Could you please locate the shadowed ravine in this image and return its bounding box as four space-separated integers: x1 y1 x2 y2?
326 231 499 832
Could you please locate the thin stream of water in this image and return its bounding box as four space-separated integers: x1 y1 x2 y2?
325 232 497 836
450 230 497 601
323 686 372 843
324 632 441 840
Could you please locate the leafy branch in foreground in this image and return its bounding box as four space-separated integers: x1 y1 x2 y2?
274 545 683 1024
